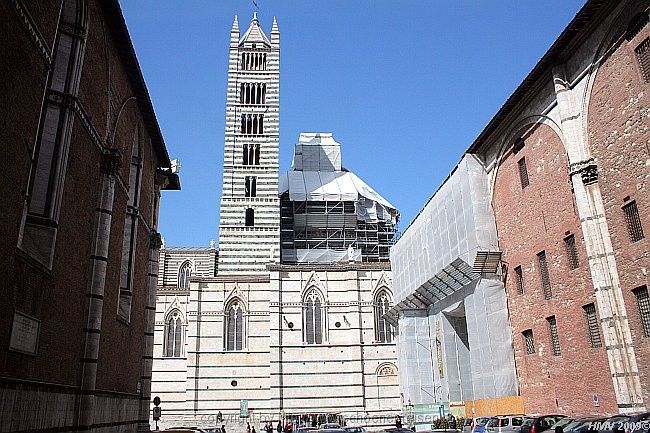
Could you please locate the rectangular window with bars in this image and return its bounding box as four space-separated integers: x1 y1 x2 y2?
547 316 561 356
515 265 524 295
537 250 552 299
633 286 650 337
518 157 530 188
564 234 579 270
522 329 535 354
636 37 650 83
623 200 645 242
583 303 602 348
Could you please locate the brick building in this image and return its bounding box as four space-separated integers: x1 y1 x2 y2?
1 1 179 432
391 0 648 418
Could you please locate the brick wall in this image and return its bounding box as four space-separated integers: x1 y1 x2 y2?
493 123 618 415
0 0 174 430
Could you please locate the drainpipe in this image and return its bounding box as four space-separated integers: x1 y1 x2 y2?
138 230 163 432
78 149 121 431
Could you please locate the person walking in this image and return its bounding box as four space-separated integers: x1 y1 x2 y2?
221 425 226 433
248 423 252 433
252 427 257 433
396 416 403 429
277 421 283 433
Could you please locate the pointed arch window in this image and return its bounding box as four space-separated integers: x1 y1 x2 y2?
164 309 184 357
118 127 144 321
178 261 192 288
225 299 245 351
19 0 88 267
374 289 394 343
303 289 324 344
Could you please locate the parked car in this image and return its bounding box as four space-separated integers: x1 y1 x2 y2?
601 412 650 433
550 417 575 433
297 428 318 433
561 417 609 433
474 418 495 433
343 427 366 433
320 424 342 430
520 415 566 433
486 415 526 433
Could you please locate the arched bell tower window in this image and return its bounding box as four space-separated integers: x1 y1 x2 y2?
374 289 394 343
225 299 245 351
178 261 192 288
164 309 184 357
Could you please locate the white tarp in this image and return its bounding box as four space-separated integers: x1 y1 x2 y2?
279 171 397 214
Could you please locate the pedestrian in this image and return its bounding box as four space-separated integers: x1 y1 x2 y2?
221 425 226 433
448 414 457 430
253 427 257 433
248 423 252 433
396 415 403 429
277 421 283 433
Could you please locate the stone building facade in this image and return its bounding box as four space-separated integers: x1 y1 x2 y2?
1 1 180 432
391 0 649 418
150 15 401 428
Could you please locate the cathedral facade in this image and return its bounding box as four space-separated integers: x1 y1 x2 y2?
151 14 401 427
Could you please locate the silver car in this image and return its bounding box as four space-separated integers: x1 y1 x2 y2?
486 416 526 433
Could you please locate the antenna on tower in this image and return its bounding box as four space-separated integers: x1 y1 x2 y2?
252 0 259 12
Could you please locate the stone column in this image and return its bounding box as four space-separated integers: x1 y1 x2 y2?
553 66 644 413
78 149 121 431
138 231 163 432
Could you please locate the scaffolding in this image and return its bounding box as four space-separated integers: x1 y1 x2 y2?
279 133 399 264
280 195 397 263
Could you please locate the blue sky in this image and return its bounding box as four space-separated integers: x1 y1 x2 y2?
121 0 586 246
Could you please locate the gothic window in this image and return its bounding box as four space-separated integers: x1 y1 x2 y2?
118 127 144 321
245 208 254 227
245 176 257 197
303 289 324 344
178 260 192 288
225 299 244 351
20 0 87 266
164 309 184 357
374 289 394 343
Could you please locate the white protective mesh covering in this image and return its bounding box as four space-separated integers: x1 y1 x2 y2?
390 154 498 305
281 248 362 263
279 133 398 224
391 154 517 405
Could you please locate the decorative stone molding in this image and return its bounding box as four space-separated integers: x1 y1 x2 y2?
569 158 599 185
9 0 53 66
100 149 122 175
150 231 163 250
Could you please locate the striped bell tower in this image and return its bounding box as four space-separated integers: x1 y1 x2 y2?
217 13 280 274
